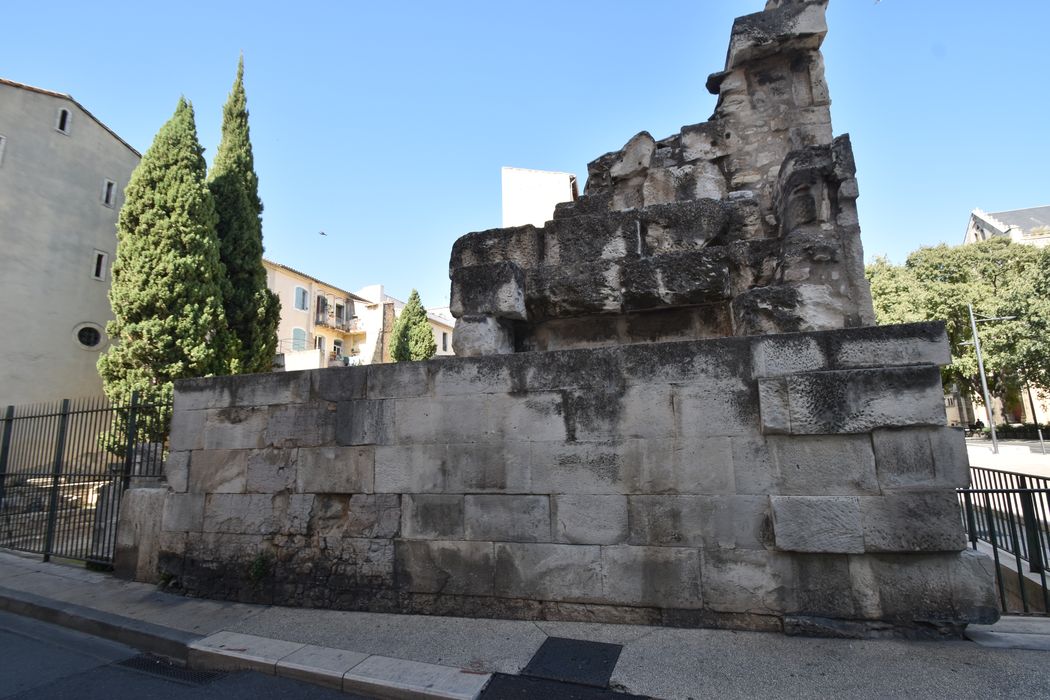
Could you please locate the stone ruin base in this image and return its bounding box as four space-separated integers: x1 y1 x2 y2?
116 322 999 638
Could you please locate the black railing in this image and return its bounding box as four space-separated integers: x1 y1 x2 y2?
0 393 171 566
958 467 1050 615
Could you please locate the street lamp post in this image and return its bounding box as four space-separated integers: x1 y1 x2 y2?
967 303 1016 455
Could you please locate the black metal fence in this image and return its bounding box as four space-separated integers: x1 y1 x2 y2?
958 466 1050 615
0 393 171 566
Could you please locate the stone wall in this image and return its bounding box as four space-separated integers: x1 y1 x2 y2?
449 0 877 356
120 322 998 636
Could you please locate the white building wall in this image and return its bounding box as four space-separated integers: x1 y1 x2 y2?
0 82 139 406
501 167 577 228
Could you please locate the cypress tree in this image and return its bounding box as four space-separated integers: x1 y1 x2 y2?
208 57 280 374
390 290 437 362
98 98 234 409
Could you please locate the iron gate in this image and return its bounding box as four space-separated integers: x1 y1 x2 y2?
0 393 170 566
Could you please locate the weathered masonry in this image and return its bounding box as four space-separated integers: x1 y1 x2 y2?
116 0 997 636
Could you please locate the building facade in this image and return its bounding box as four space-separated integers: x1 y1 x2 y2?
964 206 1050 248
0 79 140 406
500 167 577 228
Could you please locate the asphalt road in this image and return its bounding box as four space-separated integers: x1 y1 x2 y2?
0 610 374 699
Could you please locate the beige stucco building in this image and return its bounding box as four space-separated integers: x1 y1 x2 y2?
0 78 140 406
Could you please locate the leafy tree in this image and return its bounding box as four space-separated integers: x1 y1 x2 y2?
98 98 234 412
390 290 437 361
866 238 1050 414
208 57 280 373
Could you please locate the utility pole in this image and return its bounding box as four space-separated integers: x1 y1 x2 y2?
967 304 1016 455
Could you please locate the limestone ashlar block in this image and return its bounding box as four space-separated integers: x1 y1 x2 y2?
600 545 702 609
366 362 428 400
751 335 826 378
859 493 966 553
335 399 388 446
627 495 770 549
202 493 313 536
621 249 731 312
170 407 267 452
296 446 374 494
448 224 542 271
724 1 828 70
401 495 464 540
309 494 399 540
264 404 336 449
173 371 312 412
635 199 730 256
164 451 190 492
619 334 752 385
387 393 566 445
871 426 969 490
825 322 951 370
450 262 527 321
450 315 514 357
494 543 603 603
161 493 205 533
395 539 495 596
245 448 298 494
524 261 622 321
865 551 999 625
770 495 864 553
769 434 880 496
187 449 248 494
374 442 532 494
619 436 735 495
759 365 946 435
464 495 550 543
551 495 628 545
310 366 367 402
542 215 629 268
700 549 794 614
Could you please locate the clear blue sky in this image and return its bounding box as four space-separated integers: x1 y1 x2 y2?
5 1 1049 308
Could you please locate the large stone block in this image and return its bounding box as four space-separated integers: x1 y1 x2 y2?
701 549 794 614
188 449 248 494
309 494 399 540
164 451 190 492
401 495 464 540
464 495 550 543
770 434 880 496
161 493 205 533
296 446 374 494
752 335 826 378
450 315 515 357
375 442 532 494
525 261 622 320
311 366 367 402
771 496 864 553
542 215 629 268
628 495 770 549
551 495 628 545
245 448 298 494
335 400 388 446
174 371 312 412
494 543 603 603
871 426 969 490
859 493 966 552
367 362 429 400
114 487 167 582
760 366 947 435
199 407 269 450
202 493 313 535
451 262 528 320
601 545 702 608
449 224 542 270
865 552 998 624
265 404 336 448
828 323 951 370
621 250 731 312
396 539 495 597
388 393 566 445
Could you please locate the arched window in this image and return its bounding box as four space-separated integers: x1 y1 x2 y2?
56 108 71 134
292 328 307 351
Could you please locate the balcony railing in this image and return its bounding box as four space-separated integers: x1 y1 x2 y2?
315 314 361 332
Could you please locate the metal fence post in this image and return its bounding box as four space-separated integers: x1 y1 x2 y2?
121 391 140 491
1018 476 1045 573
0 405 14 506
42 399 71 563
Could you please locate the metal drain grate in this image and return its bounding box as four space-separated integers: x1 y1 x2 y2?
116 654 224 685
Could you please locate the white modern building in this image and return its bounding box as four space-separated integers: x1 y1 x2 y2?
501 167 578 228
0 78 140 406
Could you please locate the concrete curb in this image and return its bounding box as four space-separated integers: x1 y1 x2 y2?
0 585 491 699
0 585 201 662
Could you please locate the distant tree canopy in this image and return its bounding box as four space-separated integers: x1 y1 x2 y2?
866 238 1050 410
390 290 437 362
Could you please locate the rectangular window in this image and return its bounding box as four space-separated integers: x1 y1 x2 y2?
101 179 116 207
335 303 345 323
315 335 325 354
92 250 108 281
442 332 448 352
294 286 309 311
0 135 6 167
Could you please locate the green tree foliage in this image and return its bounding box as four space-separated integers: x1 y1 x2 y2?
98 98 234 411
866 238 1050 407
390 290 437 361
208 57 280 373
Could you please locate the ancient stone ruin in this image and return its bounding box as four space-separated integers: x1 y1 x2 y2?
116 0 998 637
450 0 874 354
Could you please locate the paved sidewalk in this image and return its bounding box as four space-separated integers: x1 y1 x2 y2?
1 550 1048 699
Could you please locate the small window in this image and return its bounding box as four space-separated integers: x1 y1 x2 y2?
335 303 345 323
0 135 6 167
333 339 343 356
442 332 448 352
315 335 325 354
294 286 309 311
73 322 105 350
92 250 108 281
56 108 71 134
101 179 115 207
291 328 307 351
